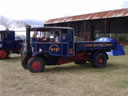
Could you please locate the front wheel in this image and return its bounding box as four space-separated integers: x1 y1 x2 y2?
0 50 9 59
92 53 107 68
27 57 45 73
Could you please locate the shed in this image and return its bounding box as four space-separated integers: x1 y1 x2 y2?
45 8 128 41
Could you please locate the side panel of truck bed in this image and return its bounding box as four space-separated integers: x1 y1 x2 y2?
75 41 117 52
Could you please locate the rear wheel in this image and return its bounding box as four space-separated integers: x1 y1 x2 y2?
27 57 45 73
0 50 8 59
92 53 107 68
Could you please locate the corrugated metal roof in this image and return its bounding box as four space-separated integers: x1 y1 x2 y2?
45 8 128 25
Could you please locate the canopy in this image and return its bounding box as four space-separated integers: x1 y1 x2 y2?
95 37 125 56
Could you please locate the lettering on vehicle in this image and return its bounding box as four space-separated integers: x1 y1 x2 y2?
81 43 113 47
49 44 60 52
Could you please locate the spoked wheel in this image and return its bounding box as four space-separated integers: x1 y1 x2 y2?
0 50 8 59
27 57 45 73
92 53 107 68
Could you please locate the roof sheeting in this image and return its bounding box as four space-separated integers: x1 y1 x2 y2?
45 8 128 25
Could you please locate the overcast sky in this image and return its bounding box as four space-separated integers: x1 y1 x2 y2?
0 0 128 22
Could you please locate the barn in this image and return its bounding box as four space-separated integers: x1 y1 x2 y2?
44 8 128 43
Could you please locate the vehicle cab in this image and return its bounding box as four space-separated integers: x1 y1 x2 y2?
28 26 75 57
0 30 15 49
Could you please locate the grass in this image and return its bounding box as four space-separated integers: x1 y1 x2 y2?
0 54 128 96
124 45 128 55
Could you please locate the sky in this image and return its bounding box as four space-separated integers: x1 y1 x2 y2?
0 0 128 22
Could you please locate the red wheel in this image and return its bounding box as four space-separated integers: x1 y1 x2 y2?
97 57 104 65
27 57 45 73
92 53 107 68
0 50 8 59
32 61 41 70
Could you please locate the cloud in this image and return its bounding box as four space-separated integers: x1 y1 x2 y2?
122 0 128 8
0 16 44 30
0 16 26 29
0 0 124 21
23 19 44 27
0 16 11 28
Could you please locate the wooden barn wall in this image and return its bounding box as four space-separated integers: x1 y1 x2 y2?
109 18 128 33
45 17 128 40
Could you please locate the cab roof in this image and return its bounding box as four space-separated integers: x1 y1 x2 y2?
30 26 73 31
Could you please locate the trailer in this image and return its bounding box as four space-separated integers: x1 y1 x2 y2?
0 30 23 59
21 26 118 72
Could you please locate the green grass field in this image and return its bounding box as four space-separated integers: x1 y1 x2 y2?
0 54 128 96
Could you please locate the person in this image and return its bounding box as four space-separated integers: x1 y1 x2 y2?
33 32 38 38
55 32 60 42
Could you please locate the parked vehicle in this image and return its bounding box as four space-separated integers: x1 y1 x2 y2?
21 26 117 72
0 30 23 59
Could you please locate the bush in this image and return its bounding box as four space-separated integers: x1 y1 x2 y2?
123 45 128 55
110 34 128 42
